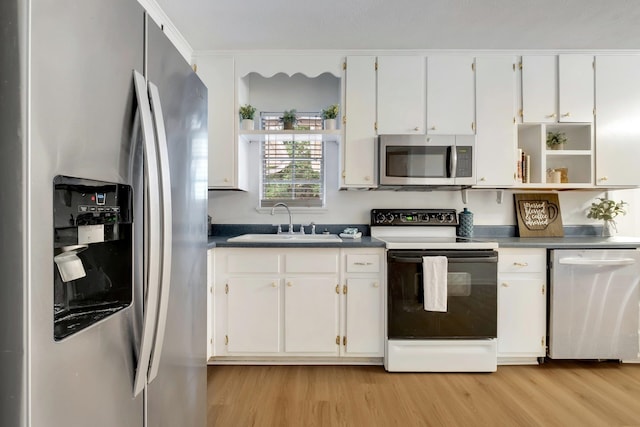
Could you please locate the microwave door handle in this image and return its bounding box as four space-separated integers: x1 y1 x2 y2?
132 70 162 398
147 82 173 383
449 146 457 178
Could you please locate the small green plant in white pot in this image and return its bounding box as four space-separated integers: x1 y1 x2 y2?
281 109 297 130
546 131 567 150
321 104 339 130
239 104 256 130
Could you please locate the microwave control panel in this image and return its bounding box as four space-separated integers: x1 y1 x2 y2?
371 209 458 226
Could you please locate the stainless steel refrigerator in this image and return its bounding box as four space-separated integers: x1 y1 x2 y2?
1 0 208 426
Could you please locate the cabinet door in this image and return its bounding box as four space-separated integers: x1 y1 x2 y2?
344 278 383 356
497 277 546 357
558 55 594 123
595 55 640 186
427 56 475 135
196 56 238 189
284 277 339 354
377 56 426 134
343 56 377 187
227 277 280 353
207 250 214 359
521 55 557 123
475 56 517 187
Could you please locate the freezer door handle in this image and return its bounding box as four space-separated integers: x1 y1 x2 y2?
147 81 173 382
132 70 163 398
558 257 637 266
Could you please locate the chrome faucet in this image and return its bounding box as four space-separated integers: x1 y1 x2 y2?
271 202 294 234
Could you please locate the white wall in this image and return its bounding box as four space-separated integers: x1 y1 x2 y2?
208 141 640 235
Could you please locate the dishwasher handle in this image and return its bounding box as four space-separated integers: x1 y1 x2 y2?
558 257 637 266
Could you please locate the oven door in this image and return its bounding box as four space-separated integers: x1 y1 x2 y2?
387 249 498 339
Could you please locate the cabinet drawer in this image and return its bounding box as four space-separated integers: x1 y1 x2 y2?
285 252 338 273
227 253 281 273
498 249 546 273
346 254 380 273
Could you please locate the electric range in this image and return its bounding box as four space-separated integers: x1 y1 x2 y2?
371 208 499 373
370 208 498 250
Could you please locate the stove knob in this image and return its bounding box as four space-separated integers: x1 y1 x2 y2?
386 213 395 223
421 214 430 222
375 212 386 224
445 213 455 223
437 214 446 223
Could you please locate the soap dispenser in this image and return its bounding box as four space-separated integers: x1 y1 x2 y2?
458 208 474 238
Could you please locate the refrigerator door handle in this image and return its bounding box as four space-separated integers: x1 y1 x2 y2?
132 70 163 397
147 82 173 382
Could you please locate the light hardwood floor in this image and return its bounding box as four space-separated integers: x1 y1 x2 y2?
208 361 640 427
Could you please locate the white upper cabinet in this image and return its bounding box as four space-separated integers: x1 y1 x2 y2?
376 56 426 134
595 55 640 187
475 56 518 187
521 55 558 123
426 56 476 135
195 55 248 190
521 54 594 124
342 56 377 188
558 55 594 122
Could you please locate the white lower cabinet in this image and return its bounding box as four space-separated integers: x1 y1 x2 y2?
284 276 339 354
343 277 383 356
227 277 281 353
212 247 384 361
497 248 547 364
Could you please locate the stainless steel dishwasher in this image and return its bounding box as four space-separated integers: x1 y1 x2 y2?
549 249 640 360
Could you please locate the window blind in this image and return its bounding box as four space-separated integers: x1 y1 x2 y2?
261 134 325 208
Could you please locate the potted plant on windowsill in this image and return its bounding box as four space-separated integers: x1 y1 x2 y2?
546 131 568 150
321 104 339 130
239 104 256 130
281 109 297 130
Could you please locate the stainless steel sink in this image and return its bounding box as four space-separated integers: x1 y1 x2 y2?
226 233 342 243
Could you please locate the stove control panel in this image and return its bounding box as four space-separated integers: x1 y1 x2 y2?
371 209 458 226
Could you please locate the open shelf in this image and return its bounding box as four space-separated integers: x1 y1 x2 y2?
517 122 593 186
239 129 342 143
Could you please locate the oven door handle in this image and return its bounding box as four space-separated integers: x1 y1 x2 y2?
388 255 498 263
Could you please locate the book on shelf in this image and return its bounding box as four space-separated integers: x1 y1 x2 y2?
516 149 523 184
516 149 531 184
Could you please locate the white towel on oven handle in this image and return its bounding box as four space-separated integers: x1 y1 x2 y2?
422 256 448 312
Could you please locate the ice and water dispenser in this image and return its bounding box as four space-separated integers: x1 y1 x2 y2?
53 176 133 340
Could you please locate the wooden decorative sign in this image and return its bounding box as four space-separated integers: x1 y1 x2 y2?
514 193 564 237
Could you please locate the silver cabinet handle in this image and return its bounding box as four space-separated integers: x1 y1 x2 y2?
147 81 173 383
132 70 162 398
354 262 373 266
513 262 528 267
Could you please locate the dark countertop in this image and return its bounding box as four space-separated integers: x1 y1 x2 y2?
472 225 640 249
208 223 384 249
475 236 640 249
207 224 640 250
208 235 385 249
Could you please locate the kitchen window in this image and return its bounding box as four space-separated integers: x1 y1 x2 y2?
260 112 326 208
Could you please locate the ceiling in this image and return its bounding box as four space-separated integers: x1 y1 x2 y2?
155 0 640 52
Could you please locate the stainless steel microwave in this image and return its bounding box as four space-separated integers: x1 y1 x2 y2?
379 134 475 186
